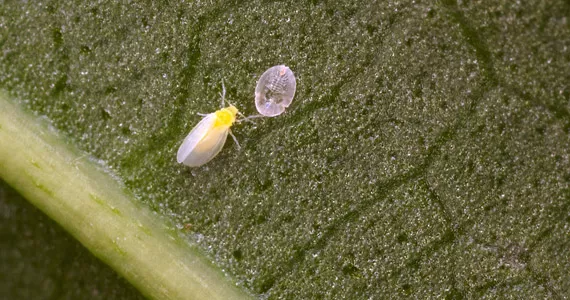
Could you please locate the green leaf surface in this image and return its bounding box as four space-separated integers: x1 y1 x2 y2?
0 179 146 300
0 97 251 300
1 0 569 298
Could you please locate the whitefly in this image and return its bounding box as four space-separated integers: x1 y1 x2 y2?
255 65 296 117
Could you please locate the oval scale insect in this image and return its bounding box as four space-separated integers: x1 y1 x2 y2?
255 65 297 117
177 84 241 167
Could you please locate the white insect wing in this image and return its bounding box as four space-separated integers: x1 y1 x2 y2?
177 114 216 165
184 125 230 167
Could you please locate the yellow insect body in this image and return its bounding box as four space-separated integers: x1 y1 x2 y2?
177 105 238 167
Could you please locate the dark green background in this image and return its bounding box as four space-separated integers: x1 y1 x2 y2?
1 0 569 298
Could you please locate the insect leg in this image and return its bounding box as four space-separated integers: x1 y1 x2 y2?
229 129 241 150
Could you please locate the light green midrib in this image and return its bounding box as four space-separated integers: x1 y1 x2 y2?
0 93 251 300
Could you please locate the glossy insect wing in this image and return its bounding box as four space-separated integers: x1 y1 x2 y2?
255 65 296 117
177 106 237 167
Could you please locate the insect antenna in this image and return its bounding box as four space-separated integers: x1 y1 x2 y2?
219 79 226 107
237 114 265 124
